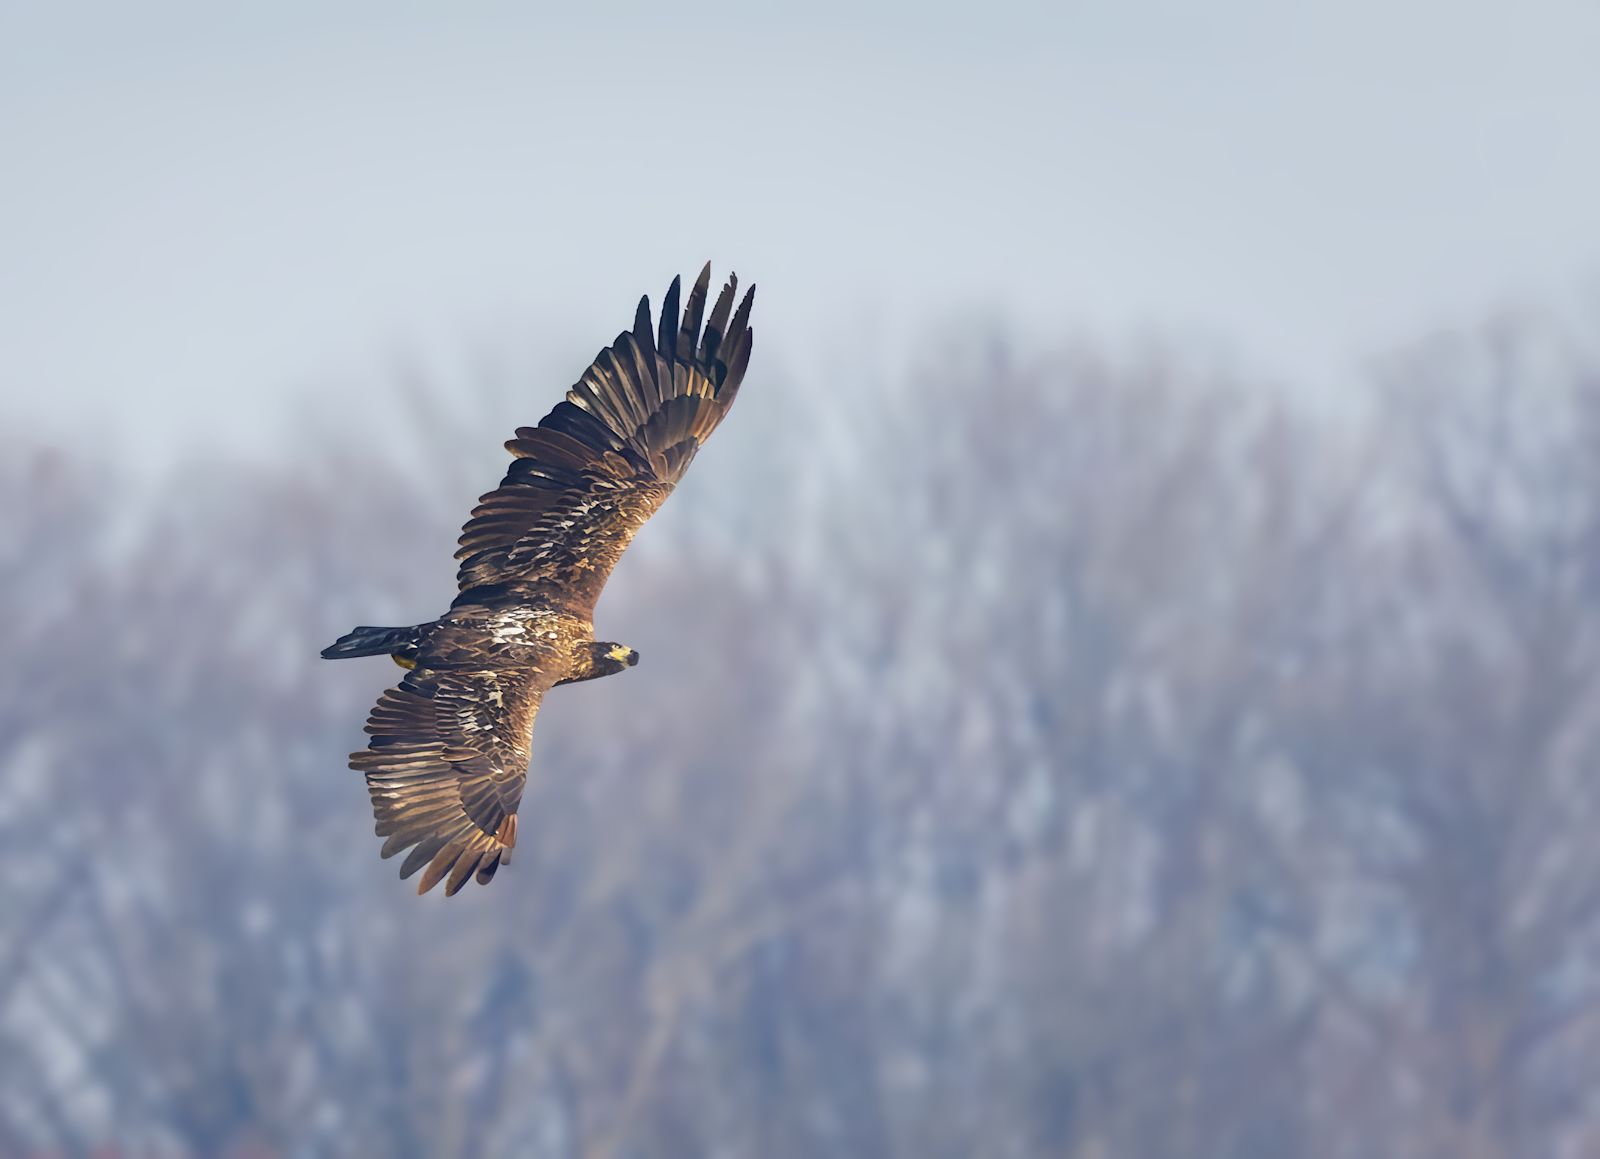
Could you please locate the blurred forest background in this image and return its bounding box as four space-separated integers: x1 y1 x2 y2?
5 304 1600 1158
6 1 1600 1157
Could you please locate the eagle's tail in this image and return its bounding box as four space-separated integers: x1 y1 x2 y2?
320 624 423 663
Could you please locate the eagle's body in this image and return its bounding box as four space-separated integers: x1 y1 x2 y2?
323 264 754 895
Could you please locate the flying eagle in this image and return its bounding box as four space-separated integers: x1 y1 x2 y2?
322 264 754 895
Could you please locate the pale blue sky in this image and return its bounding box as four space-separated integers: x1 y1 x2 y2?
3 0 1598 465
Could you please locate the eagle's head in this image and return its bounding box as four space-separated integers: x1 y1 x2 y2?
603 642 640 669
554 641 639 687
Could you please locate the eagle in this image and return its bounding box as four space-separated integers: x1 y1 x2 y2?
322 264 755 895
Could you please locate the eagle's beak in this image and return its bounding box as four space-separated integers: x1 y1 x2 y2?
607 645 639 667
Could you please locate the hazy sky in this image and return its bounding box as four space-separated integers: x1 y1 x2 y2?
4 0 1598 465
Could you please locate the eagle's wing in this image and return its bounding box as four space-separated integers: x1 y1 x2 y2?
454 263 755 612
350 663 553 895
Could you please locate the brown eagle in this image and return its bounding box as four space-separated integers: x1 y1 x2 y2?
322 264 754 895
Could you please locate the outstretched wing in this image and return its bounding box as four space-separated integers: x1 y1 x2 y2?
350 664 553 895
454 262 755 612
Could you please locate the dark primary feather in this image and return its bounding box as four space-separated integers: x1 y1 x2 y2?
453 262 755 609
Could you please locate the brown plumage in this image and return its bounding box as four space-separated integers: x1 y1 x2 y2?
323 264 755 895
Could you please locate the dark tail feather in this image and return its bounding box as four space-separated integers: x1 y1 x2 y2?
320 625 422 660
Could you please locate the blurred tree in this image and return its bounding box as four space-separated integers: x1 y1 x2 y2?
1 308 1597 1157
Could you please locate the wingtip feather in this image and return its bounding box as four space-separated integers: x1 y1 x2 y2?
657 275 682 360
